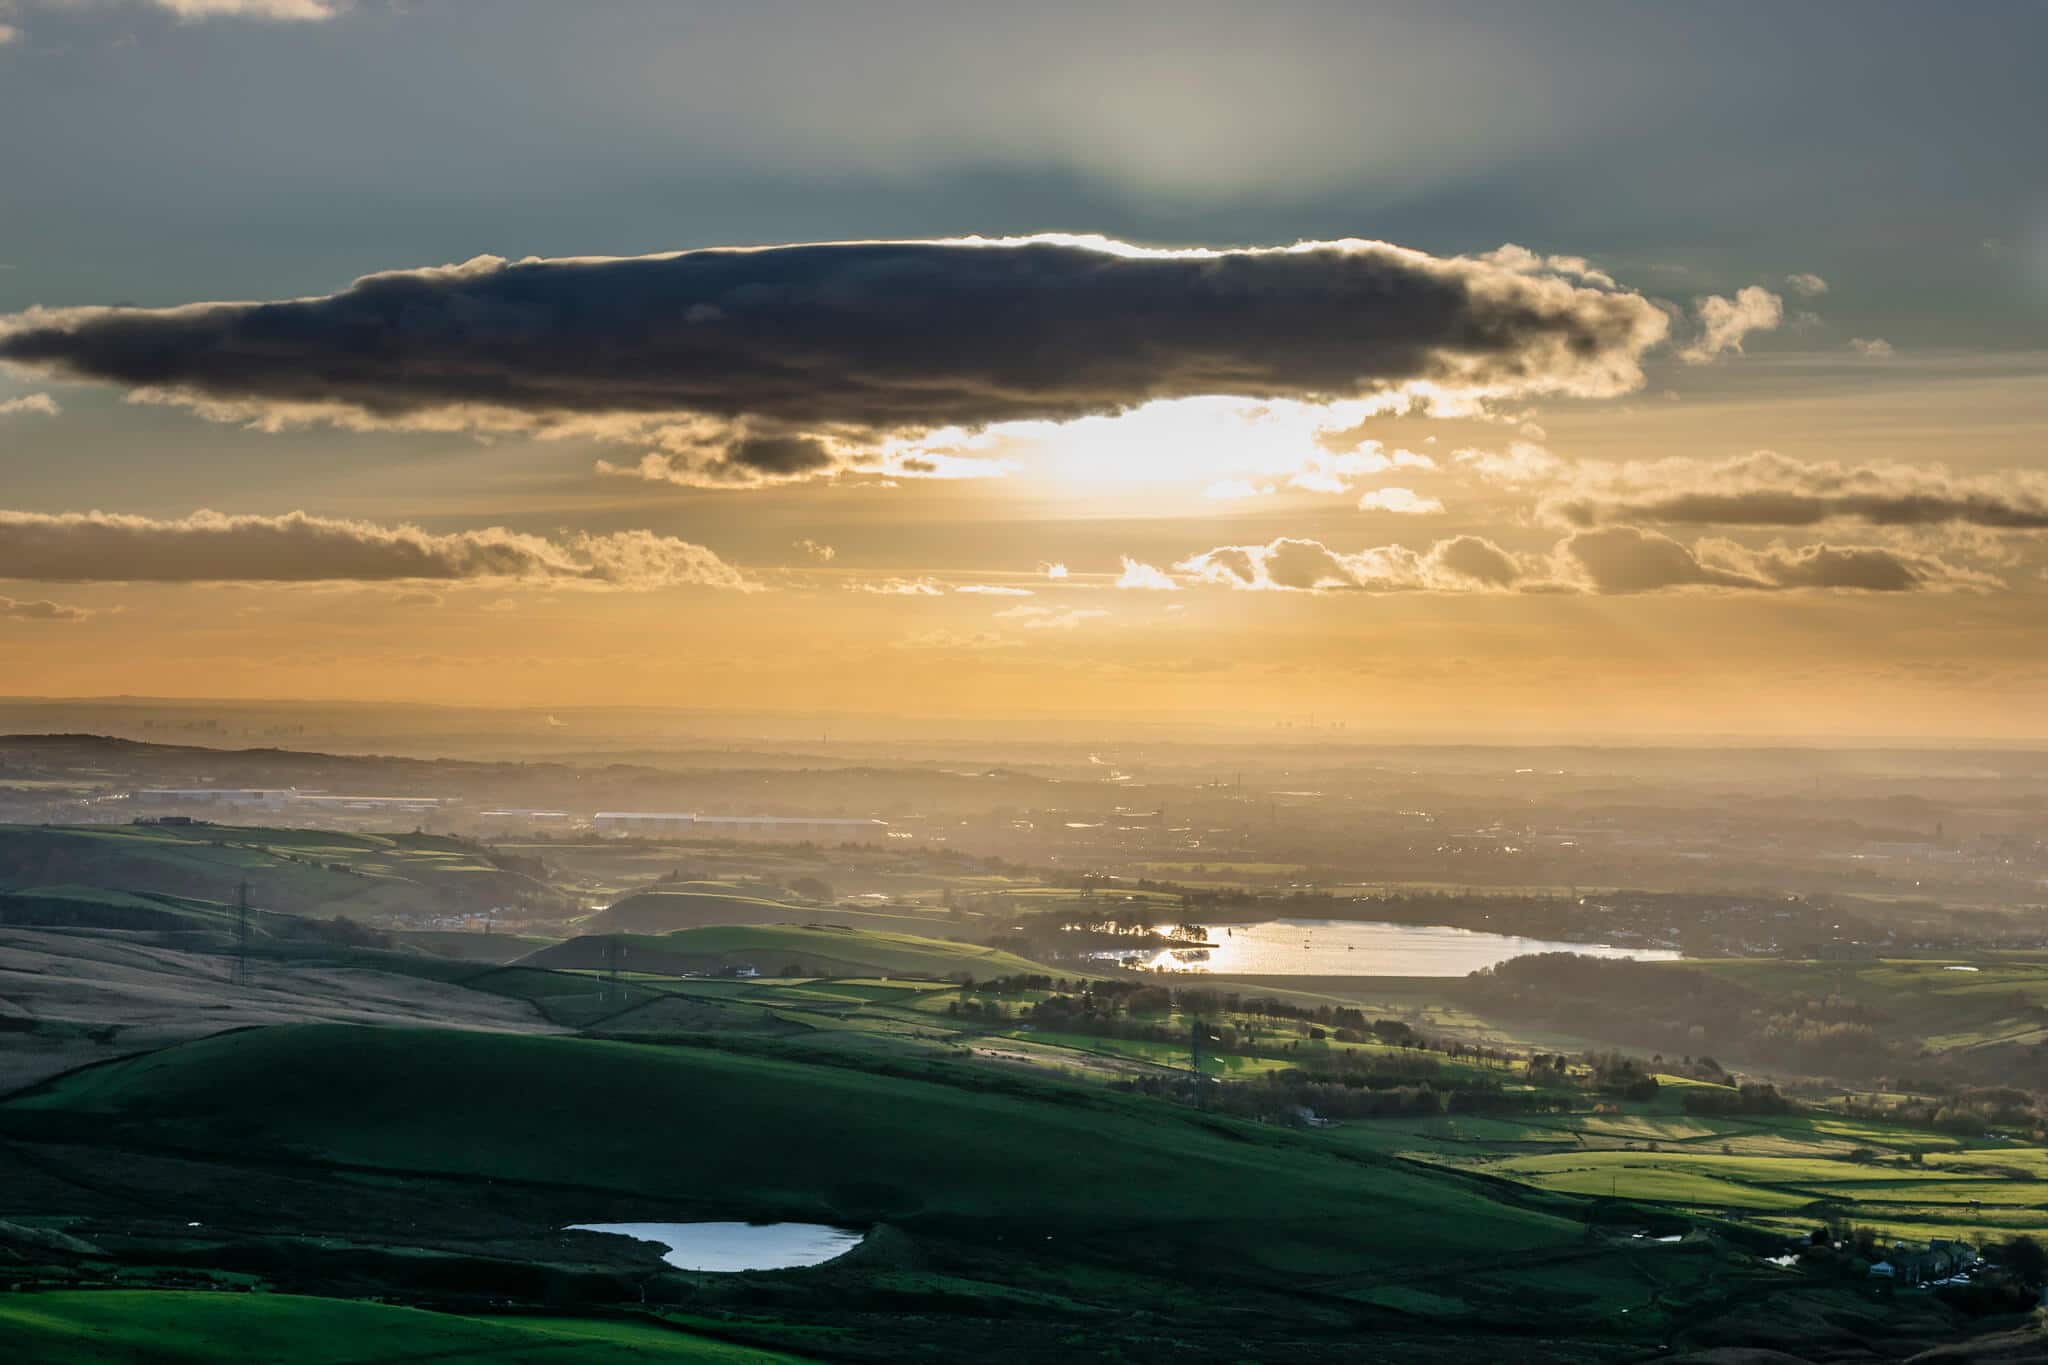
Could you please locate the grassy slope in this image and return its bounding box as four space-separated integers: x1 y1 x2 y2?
0 1024 1582 1273
591 889 962 938
0 824 549 920
397 929 561 962
1685 954 2048 1054
522 924 1052 980
0 885 249 935
0 1291 808 1364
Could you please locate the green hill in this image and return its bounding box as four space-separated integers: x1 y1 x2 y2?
519 923 1051 979
396 929 561 962
0 824 564 921
0 1291 809 1364
589 888 959 938
0 884 256 935
0 1024 1582 1275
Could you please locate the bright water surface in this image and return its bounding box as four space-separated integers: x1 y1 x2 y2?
1128 918 1681 976
564 1222 863 1272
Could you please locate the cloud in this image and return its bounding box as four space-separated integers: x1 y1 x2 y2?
1850 336 1895 358
0 235 1670 484
792 537 836 562
1543 451 2048 531
955 583 1033 596
995 604 1108 630
1115 557 1180 591
0 392 58 417
1176 535 1529 593
1169 525 1983 597
148 1 342 20
1284 442 1436 495
1560 526 1983 594
896 629 1020 651
1561 526 1761 592
0 593 92 622
1040 561 1069 580
1453 440 1561 487
0 508 756 589
1203 478 1269 501
850 576 945 596
1678 286 1784 363
1784 273 1829 297
1357 486 1444 515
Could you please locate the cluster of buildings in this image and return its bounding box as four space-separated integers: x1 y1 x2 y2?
1869 1238 1976 1286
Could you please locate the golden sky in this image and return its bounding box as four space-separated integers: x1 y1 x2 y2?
1 5 2045 740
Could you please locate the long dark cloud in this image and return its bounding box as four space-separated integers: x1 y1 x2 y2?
1561 526 1986 594
0 237 1667 439
1166 526 1986 596
0 509 754 589
1545 452 2048 530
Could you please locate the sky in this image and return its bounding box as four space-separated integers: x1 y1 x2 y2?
1 0 2046 739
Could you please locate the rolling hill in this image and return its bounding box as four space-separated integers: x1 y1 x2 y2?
0 1023 1584 1276
0 823 563 921
587 886 962 938
517 923 1052 979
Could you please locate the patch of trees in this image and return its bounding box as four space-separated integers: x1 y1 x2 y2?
1839 1086 2039 1137
1683 1082 1793 1117
1586 1051 1661 1101
1460 953 1910 1079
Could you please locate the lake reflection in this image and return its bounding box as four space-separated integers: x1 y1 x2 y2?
1131 918 1680 976
565 1221 863 1272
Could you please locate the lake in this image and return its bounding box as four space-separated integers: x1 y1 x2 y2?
1121 918 1680 976
564 1221 864 1272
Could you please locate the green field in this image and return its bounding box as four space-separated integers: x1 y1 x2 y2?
520 923 1054 980
0 1292 809 1364
0 823 560 922
589 887 965 939
0 1024 1582 1266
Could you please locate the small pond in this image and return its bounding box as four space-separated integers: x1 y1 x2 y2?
564 1221 864 1272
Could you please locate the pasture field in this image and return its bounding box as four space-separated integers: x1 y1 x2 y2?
1658 954 2048 1061
0 1019 1775 1361
586 879 1007 936
0 1023 1584 1263
0 823 556 921
0 1292 811 1364
519 923 1052 980
1323 1079 2048 1243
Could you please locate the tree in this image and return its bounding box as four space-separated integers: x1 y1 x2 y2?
1997 1235 2047 1292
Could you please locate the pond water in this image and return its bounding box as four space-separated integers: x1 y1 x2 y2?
1118 918 1681 976
564 1221 864 1272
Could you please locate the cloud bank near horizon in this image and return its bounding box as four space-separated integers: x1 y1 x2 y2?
0 508 753 590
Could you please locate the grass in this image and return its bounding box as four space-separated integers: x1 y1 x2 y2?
0 1023 1586 1275
0 823 552 922
521 924 1054 980
591 889 962 939
0 1291 811 1363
